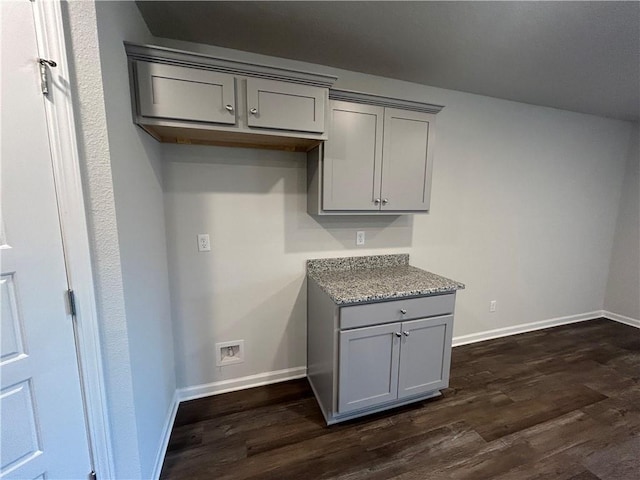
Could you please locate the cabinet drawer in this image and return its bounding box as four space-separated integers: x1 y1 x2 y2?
246 78 325 133
340 294 455 329
135 61 236 125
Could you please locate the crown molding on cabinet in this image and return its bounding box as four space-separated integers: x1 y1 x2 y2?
329 89 444 114
124 42 338 88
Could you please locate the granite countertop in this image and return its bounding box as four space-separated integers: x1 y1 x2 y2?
307 254 465 305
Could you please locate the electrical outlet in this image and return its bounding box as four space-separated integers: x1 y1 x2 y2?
356 231 365 246
197 234 211 252
490 300 497 312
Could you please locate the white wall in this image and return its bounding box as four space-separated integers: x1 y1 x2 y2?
64 1 140 477
66 1 176 478
160 40 633 390
94 2 176 479
605 125 640 320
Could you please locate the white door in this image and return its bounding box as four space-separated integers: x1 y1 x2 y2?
1 1 92 479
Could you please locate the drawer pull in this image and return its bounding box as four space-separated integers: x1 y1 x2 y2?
225 104 234 112
403 331 410 337
400 309 407 315
394 332 402 338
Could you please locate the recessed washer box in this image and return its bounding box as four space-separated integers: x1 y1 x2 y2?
215 340 244 366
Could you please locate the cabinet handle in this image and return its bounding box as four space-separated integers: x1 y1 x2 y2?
403 331 410 337
400 309 407 315
394 332 402 338
374 198 381 205
382 198 389 205
249 108 258 114
225 104 234 112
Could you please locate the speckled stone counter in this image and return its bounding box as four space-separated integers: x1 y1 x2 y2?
307 254 465 305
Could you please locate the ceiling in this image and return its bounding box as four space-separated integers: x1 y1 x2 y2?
136 1 639 122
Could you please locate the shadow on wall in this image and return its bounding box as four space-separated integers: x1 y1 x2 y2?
285 161 414 252
162 144 415 254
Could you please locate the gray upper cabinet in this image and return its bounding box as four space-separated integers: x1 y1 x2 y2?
125 43 336 152
381 108 435 212
307 90 443 215
246 78 326 133
322 101 383 211
136 61 237 125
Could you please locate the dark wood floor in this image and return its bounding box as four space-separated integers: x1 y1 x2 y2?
160 319 640 479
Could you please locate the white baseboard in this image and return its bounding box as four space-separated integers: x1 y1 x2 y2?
602 310 640 328
178 366 308 402
152 390 180 480
452 311 603 347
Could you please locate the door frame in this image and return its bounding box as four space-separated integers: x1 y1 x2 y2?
32 1 114 477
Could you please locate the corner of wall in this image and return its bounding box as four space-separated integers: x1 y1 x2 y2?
62 0 142 477
604 122 640 321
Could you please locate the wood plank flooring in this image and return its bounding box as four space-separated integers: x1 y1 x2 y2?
160 319 640 479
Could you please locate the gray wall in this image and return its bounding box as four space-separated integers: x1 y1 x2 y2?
66 1 176 478
160 40 633 390
605 125 640 320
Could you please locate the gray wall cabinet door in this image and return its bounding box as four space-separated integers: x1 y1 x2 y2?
338 323 400 413
246 78 325 133
380 108 435 212
322 101 384 211
136 61 236 125
398 315 453 399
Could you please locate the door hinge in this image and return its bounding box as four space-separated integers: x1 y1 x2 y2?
68 289 77 317
89 471 97 480
38 58 57 95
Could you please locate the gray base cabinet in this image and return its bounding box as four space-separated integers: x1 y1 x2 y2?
307 277 456 425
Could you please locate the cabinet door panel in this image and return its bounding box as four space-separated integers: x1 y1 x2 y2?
136 61 236 125
338 323 400 413
398 315 453 399
246 78 325 133
381 108 435 211
323 101 384 211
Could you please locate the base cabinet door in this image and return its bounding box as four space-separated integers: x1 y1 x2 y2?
398 315 453 399
338 323 400 413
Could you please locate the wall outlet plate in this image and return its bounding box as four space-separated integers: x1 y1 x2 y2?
197 233 211 252
356 231 365 246
215 340 244 366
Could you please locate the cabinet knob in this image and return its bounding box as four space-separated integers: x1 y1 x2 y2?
374 198 381 205
382 198 389 205
225 104 234 112
249 108 258 114
400 309 407 315
394 332 402 338
403 331 410 337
